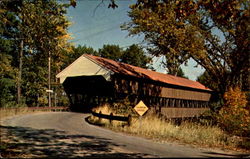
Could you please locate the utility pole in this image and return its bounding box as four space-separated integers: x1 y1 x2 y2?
48 51 51 107
54 92 57 107
17 39 23 105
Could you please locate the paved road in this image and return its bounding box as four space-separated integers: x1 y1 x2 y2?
1 112 249 158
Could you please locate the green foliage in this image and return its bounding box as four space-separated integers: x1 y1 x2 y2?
62 45 98 69
98 44 153 69
37 96 48 106
0 53 17 79
0 78 16 107
197 71 222 109
64 44 153 69
0 0 71 107
121 44 152 69
22 65 47 106
197 71 219 93
98 44 123 61
0 52 18 107
112 97 137 116
58 95 70 107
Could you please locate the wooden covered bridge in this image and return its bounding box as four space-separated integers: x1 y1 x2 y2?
56 54 212 118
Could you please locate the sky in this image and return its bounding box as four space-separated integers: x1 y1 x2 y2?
66 0 205 81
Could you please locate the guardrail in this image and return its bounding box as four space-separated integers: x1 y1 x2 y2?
92 111 132 126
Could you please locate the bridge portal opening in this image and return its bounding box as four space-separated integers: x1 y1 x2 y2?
63 75 114 112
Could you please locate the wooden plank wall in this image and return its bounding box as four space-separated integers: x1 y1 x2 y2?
159 107 209 118
113 77 211 101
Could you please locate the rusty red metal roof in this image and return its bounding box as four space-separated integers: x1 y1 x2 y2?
84 54 212 91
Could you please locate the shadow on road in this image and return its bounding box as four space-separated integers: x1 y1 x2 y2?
0 125 152 158
201 151 250 158
1 123 249 158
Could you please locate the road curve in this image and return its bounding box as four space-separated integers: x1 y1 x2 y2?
1 112 248 158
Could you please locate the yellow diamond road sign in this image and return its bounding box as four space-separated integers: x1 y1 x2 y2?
134 100 148 116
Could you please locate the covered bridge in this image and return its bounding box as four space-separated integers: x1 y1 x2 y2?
56 54 212 118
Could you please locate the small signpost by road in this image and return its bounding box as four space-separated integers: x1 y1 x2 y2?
134 100 148 128
134 100 148 116
46 89 53 93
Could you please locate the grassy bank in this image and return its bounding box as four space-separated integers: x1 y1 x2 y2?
88 105 250 152
0 106 68 120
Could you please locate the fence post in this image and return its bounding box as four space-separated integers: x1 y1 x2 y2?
127 114 132 126
110 112 113 125
98 111 102 123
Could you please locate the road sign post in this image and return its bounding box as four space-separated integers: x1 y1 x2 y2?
134 100 148 129
134 100 148 116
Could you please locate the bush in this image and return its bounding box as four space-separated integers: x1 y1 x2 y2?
111 97 137 116
0 78 16 107
217 87 250 137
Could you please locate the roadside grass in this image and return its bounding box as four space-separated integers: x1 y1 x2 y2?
0 106 67 120
0 107 31 119
88 105 250 152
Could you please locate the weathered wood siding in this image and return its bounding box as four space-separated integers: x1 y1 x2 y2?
113 75 211 102
160 107 209 118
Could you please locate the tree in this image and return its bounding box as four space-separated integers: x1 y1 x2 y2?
121 44 152 69
69 0 118 9
97 44 153 69
62 45 98 69
0 0 72 107
98 44 123 61
197 71 219 93
176 68 188 79
0 1 20 106
197 71 221 110
0 53 17 107
123 0 249 96
218 87 250 137
20 0 71 107
62 44 153 70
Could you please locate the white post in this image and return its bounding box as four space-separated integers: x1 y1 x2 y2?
54 93 57 107
48 51 51 107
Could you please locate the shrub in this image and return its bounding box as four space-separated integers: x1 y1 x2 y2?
217 87 250 137
111 97 137 116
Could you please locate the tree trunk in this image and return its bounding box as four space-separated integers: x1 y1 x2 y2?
17 39 23 105
48 51 51 107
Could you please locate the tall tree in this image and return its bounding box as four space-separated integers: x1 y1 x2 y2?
98 44 153 69
0 0 72 107
62 45 98 69
121 44 152 69
197 71 221 108
0 0 21 106
62 44 153 69
98 44 123 61
0 53 17 107
20 0 71 107
197 71 219 94
123 0 249 96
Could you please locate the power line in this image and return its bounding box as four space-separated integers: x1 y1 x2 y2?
70 24 120 42
71 17 124 34
70 4 128 34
